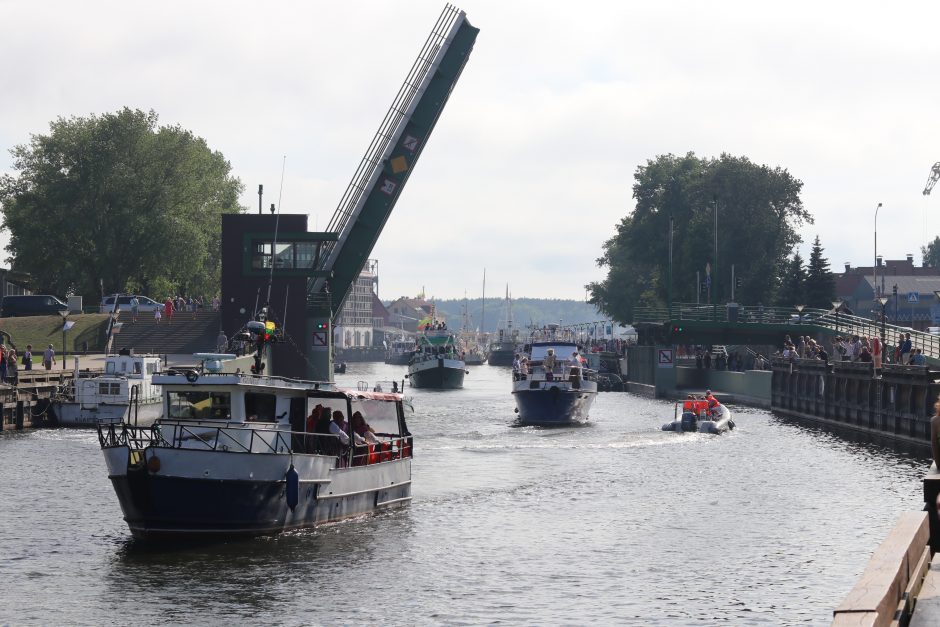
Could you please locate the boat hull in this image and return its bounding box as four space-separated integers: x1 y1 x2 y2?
103 446 412 539
487 349 515 366
512 386 596 425
385 353 412 365
54 400 163 428
408 358 465 389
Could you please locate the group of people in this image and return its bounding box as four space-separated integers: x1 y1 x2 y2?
682 390 723 418
304 405 380 466
780 332 926 367
512 348 586 382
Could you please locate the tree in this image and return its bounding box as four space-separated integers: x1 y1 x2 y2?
587 152 812 322
0 108 243 303
922 236 940 269
804 235 835 309
776 252 806 308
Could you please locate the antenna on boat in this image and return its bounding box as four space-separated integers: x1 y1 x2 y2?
481 268 486 334
265 155 288 307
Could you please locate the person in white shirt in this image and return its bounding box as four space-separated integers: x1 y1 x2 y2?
329 411 364 446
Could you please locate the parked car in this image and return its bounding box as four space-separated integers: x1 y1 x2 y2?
99 294 162 313
1 294 69 317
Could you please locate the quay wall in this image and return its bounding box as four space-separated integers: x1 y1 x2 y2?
771 358 936 451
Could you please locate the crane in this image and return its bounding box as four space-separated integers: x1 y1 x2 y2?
923 162 940 195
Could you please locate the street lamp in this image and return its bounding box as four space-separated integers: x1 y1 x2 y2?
795 304 805 324
874 202 883 298
832 299 843 334
59 310 69 370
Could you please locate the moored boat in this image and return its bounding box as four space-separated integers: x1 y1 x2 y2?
512 340 597 425
407 331 466 389
385 337 416 365
53 352 163 427
96 348 413 540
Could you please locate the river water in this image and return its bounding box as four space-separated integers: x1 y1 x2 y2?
0 362 929 625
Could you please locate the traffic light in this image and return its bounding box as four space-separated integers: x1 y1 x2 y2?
893 285 898 297
314 322 329 331
736 277 743 288
673 325 683 333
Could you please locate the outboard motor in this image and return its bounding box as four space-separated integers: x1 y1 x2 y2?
680 412 698 432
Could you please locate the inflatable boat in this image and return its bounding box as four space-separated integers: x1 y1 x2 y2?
662 403 735 434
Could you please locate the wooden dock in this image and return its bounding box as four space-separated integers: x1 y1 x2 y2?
833 466 940 625
0 368 101 430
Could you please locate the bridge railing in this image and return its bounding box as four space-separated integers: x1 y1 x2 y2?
633 303 940 360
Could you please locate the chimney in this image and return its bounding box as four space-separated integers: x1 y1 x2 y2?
844 262 851 272
906 253 914 264
876 255 883 267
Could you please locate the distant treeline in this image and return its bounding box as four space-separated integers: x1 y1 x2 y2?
404 298 610 333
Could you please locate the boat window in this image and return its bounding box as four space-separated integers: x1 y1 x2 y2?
105 362 116 374
167 391 231 420
134 362 142 374
121 362 127 373
348 398 400 437
99 382 121 395
146 363 157 375
245 392 277 422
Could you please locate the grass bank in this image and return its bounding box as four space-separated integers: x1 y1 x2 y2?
0 314 111 353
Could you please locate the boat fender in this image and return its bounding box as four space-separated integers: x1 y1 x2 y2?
185 370 199 383
285 464 299 511
729 419 736 430
146 455 161 473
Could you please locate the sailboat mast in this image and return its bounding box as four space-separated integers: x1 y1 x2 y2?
481 268 486 333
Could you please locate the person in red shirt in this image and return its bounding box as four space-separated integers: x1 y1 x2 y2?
164 298 174 325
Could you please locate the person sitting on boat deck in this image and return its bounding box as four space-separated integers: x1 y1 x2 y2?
682 394 696 412
351 411 379 445
543 348 556 381
705 390 722 417
568 351 581 374
519 356 529 379
330 410 365 447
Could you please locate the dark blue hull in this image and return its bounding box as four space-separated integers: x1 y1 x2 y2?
512 388 596 425
109 469 410 539
487 349 515 366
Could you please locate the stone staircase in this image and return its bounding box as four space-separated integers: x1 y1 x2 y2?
110 310 222 355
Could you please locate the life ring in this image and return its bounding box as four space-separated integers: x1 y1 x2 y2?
185 370 199 383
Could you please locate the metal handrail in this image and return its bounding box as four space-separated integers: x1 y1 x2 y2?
633 301 940 361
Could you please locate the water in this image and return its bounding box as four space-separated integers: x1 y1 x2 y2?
0 362 929 625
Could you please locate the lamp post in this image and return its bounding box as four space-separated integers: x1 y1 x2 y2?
874 202 883 297
59 310 69 370
878 295 889 344
832 299 843 334
795 304 805 324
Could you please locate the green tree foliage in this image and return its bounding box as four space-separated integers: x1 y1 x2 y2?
587 152 811 322
804 235 836 309
0 108 243 302
776 252 806 307
922 236 940 269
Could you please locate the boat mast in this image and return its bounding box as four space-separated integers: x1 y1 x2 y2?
481 268 486 334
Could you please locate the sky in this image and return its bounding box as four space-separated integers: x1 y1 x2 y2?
3 0 940 301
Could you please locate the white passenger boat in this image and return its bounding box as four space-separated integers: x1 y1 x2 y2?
53 353 163 427
96 349 413 540
512 340 597 425
662 401 735 434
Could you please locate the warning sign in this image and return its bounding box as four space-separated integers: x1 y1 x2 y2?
380 179 397 195
312 332 328 350
657 349 674 368
402 135 419 152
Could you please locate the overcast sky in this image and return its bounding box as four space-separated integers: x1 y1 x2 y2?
3 0 940 301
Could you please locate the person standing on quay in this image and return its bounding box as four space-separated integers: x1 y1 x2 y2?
43 344 56 370
22 344 32 371
164 297 174 325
